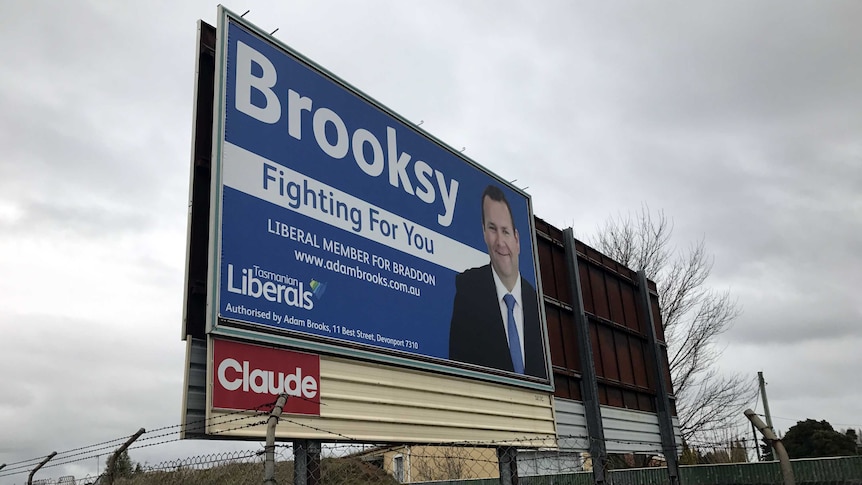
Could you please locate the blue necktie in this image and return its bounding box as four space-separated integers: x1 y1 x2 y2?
503 293 524 374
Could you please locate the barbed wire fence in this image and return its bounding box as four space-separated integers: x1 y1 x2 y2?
0 397 278 485
0 407 823 485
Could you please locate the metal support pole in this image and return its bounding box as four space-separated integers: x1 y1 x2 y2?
307 441 321 485
293 439 321 485
563 229 607 484
105 428 146 485
745 409 795 485
27 452 56 485
758 372 775 459
294 441 306 485
637 271 681 485
264 394 288 485
497 446 519 485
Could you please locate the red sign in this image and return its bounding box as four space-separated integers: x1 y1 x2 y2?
212 339 321 415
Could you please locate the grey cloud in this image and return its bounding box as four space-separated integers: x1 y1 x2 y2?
0 198 152 238
0 313 185 459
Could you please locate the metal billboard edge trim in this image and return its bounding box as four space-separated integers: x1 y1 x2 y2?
206 6 230 335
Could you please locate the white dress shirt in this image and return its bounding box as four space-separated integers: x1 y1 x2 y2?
491 268 525 365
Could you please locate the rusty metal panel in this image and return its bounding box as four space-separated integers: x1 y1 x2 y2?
603 384 625 408
537 238 559 301
589 266 611 320
589 322 603 377
545 305 566 368
560 310 580 371
553 372 582 402
620 283 641 332
535 224 572 306
534 217 675 416
606 275 626 324
578 261 595 315
639 393 656 413
545 304 580 374
597 324 620 382
615 333 635 385
630 339 651 389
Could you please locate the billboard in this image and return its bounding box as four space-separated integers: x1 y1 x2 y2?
208 7 550 387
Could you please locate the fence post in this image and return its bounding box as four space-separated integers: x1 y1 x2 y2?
27 452 57 485
104 428 146 485
497 446 519 485
745 409 795 485
264 394 289 485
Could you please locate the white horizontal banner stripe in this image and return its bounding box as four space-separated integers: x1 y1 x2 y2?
222 142 488 273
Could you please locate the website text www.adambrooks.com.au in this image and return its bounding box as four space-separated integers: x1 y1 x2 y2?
293 242 434 298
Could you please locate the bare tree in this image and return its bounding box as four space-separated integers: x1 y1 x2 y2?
592 206 755 442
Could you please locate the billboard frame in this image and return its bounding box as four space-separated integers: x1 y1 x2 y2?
205 6 553 391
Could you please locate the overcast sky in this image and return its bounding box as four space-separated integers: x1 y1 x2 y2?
1 1 860 482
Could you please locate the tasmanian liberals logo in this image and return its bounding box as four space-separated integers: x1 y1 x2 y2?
226 264 314 310
309 279 326 299
212 339 321 415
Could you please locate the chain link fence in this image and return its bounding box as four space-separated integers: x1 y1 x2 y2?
8 438 862 484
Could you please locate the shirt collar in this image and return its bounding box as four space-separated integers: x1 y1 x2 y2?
491 266 522 305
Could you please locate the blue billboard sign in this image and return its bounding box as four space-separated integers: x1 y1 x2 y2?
209 8 550 386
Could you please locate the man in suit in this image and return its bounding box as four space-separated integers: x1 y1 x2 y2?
448 185 547 379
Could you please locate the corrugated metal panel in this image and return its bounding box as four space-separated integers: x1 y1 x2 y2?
553 398 589 451
554 401 681 454
179 337 207 438
600 407 663 454
207 354 556 445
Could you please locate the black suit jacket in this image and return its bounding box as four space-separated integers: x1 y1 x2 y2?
448 265 547 379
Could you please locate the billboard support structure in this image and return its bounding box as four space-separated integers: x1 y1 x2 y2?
497 446 519 485
563 228 607 483
638 270 680 484
294 440 322 485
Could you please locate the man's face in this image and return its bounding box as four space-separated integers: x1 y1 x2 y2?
482 196 520 286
